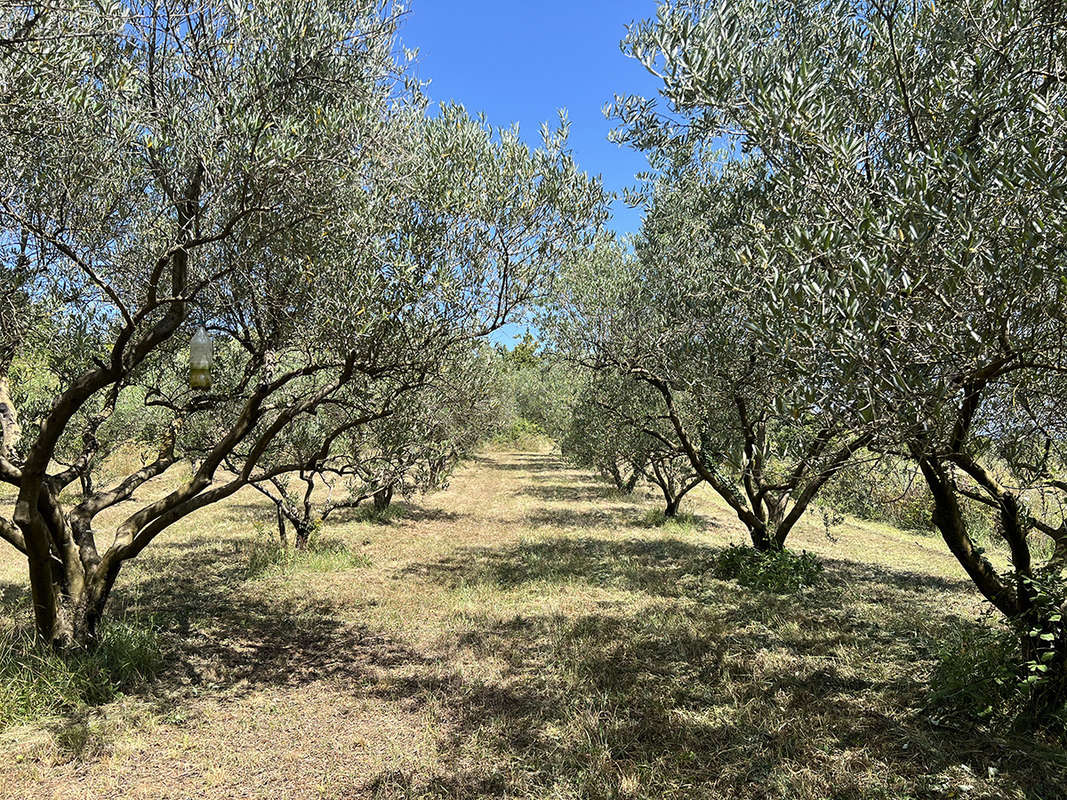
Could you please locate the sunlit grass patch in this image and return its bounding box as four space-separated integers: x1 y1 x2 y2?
242 533 372 579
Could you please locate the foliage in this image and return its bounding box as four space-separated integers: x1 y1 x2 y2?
615 0 1067 717
0 0 605 647
494 332 577 444
1019 568 1067 720
242 527 371 579
930 610 1067 737
822 457 934 531
562 371 702 514
547 223 872 550
490 417 550 450
251 344 501 543
711 544 823 594
0 618 162 729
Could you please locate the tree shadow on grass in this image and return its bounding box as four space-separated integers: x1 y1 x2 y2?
103 537 433 711
5 520 1064 797
521 507 635 529
406 536 721 598
215 499 468 530
386 538 1067 799
470 453 564 473
519 482 644 503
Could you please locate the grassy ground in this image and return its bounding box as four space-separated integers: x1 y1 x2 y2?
1 451 1065 799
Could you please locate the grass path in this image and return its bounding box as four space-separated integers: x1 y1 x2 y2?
1 451 1064 799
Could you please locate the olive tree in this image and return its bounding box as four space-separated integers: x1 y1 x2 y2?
494 332 578 444
562 380 648 494
250 346 499 547
0 0 604 649
618 0 1067 712
563 373 702 516
549 224 871 551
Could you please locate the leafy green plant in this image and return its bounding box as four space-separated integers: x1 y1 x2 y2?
711 545 823 593
930 573 1067 735
1017 569 1067 724
929 618 1019 724
0 618 162 729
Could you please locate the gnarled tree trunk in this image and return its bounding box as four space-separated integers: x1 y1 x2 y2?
373 486 393 512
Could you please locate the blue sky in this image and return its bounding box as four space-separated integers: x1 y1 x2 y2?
399 1 662 236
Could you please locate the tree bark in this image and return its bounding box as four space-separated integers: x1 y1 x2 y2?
0 375 19 458
27 536 119 651
607 461 639 494
373 486 393 512
916 455 1020 617
276 506 289 547
294 520 313 550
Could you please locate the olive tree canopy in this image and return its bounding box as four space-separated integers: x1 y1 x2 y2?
616 0 1067 709
0 0 605 648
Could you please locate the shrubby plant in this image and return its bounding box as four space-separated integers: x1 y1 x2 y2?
712 545 823 594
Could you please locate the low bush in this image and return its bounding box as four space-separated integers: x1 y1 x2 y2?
637 508 700 532
711 545 823 593
930 592 1067 737
928 618 1020 725
243 532 372 579
0 618 162 729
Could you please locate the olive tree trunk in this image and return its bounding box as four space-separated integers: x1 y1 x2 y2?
373 486 393 512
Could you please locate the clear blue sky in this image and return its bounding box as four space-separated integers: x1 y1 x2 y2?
399 0 662 236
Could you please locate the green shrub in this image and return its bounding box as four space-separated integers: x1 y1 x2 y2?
930 588 1067 735
637 508 699 532
928 618 1019 724
0 618 162 728
490 417 549 449
711 545 823 593
243 531 372 579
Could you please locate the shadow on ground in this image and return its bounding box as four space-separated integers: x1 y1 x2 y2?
470 453 564 474
110 538 429 703
3 513 1063 798
518 482 642 503
384 536 1067 799
218 499 467 529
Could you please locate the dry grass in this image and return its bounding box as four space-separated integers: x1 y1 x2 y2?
0 451 1065 799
